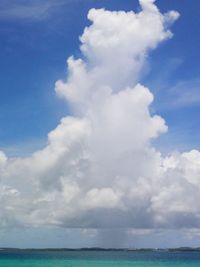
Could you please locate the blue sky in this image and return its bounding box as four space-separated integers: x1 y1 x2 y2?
1 0 200 249
0 0 200 156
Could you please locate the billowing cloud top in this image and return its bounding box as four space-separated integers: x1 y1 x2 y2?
2 0 199 232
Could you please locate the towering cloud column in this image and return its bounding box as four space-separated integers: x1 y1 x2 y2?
2 0 199 233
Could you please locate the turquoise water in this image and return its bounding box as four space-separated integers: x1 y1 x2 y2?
0 250 200 266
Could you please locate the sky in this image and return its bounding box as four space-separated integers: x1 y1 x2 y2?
0 0 200 248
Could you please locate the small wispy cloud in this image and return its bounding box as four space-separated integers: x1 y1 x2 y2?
156 79 200 111
0 0 68 21
168 79 200 108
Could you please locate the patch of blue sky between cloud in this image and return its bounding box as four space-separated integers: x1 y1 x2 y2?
149 75 200 153
0 0 73 21
146 60 200 153
160 79 200 110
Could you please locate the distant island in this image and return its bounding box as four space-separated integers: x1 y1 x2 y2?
1 247 200 252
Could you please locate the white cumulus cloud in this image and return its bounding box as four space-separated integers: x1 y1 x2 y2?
1 0 199 236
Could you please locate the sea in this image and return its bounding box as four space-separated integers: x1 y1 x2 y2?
0 250 200 267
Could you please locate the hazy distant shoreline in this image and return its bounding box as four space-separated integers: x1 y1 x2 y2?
1 247 200 252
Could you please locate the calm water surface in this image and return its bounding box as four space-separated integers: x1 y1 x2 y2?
0 250 200 267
